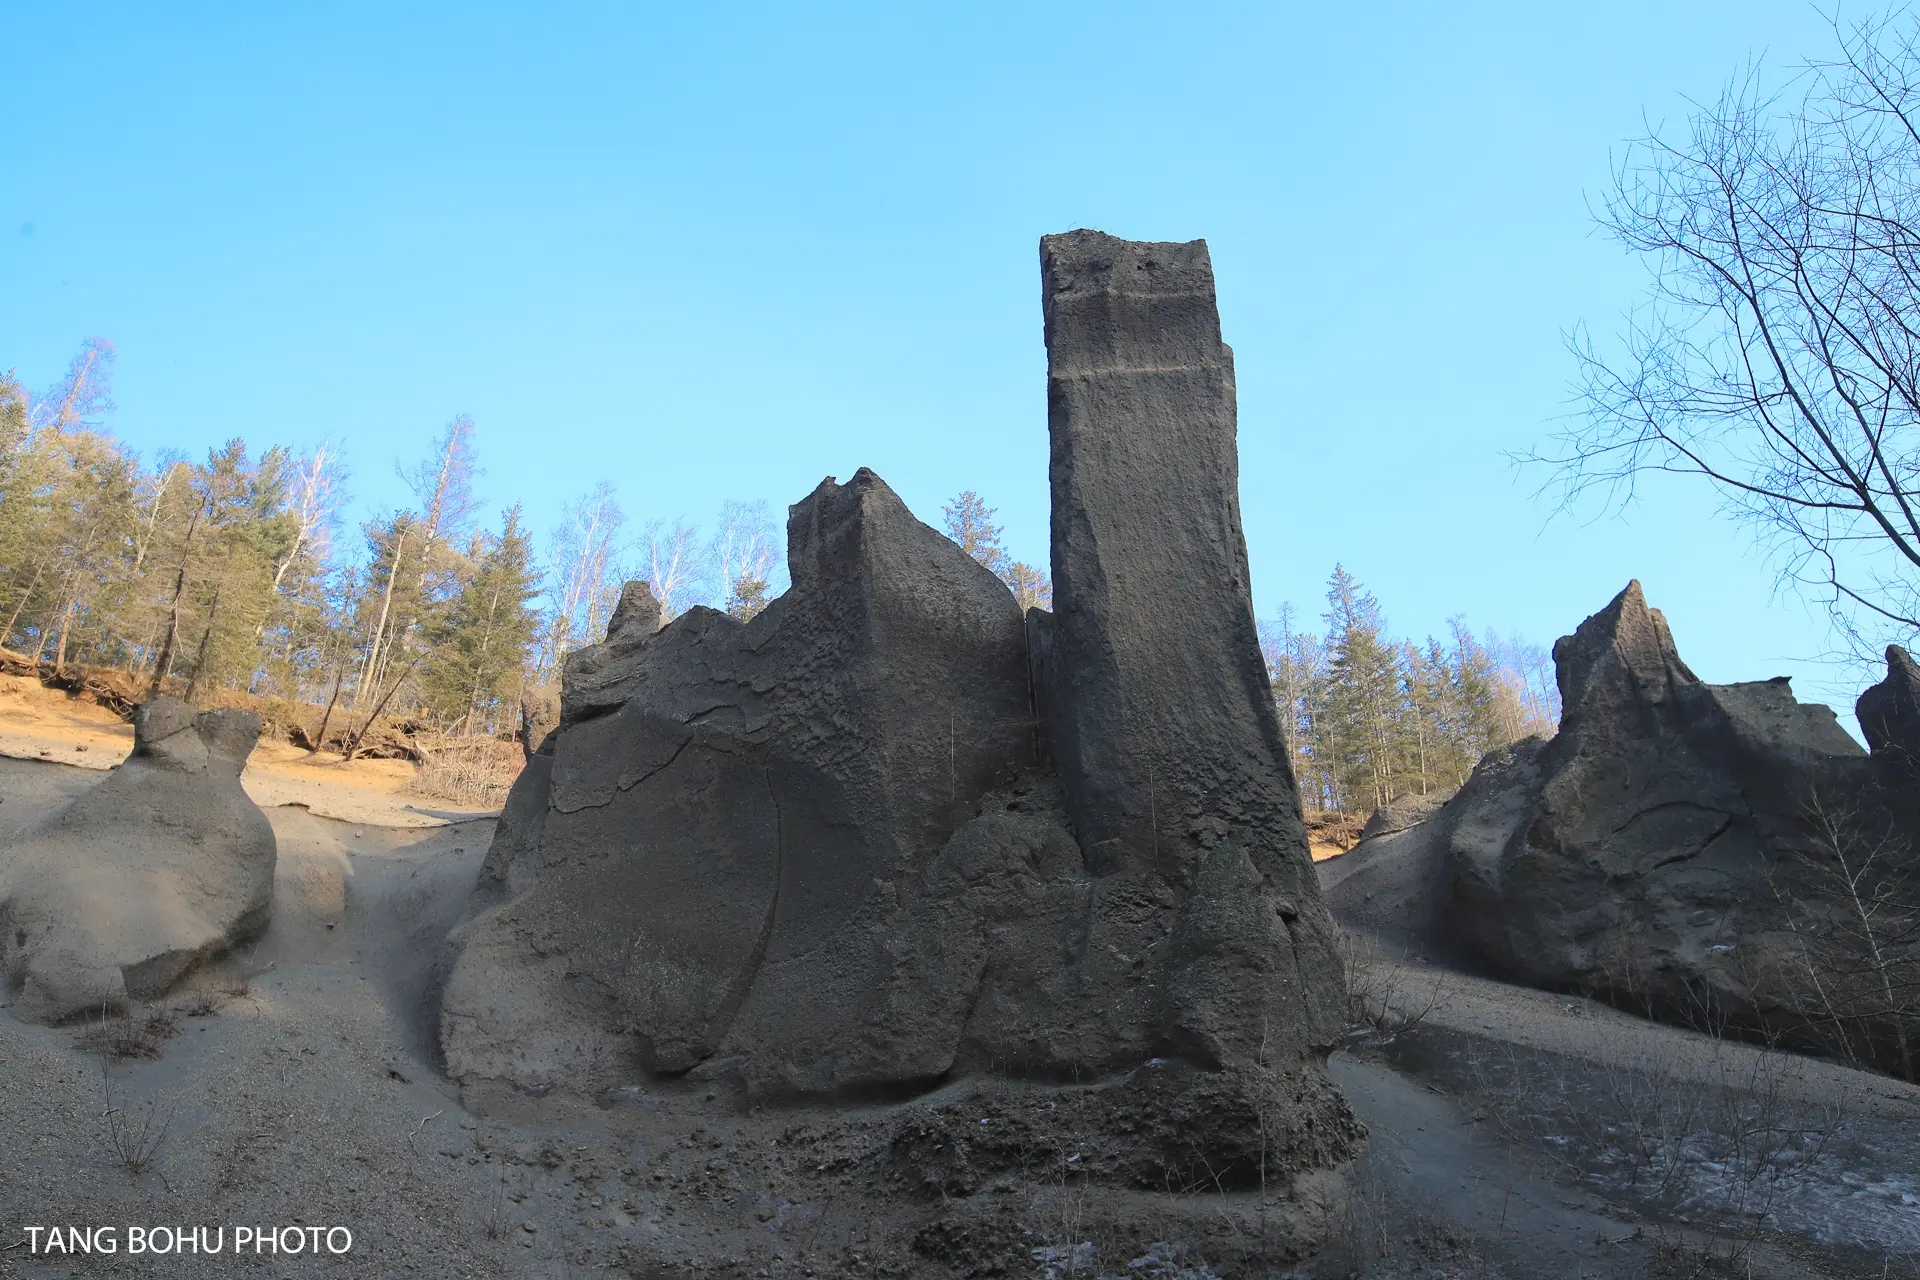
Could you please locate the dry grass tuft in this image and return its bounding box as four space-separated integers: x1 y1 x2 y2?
410 733 522 807
75 1006 179 1061
99 1062 176 1179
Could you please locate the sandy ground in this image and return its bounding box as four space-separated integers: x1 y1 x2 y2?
0 676 493 828
1 689 1917 1276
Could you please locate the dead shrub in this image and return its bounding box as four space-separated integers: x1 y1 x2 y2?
1766 790 1920 1083
75 1006 179 1061
1340 930 1445 1046
410 733 522 807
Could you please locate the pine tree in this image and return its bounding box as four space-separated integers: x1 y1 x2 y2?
421 507 542 732
942 490 1052 608
726 574 770 620
942 491 1009 576
1002 561 1052 611
711 499 779 619
1322 565 1404 812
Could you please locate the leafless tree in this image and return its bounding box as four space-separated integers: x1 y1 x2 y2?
708 499 779 612
541 482 623 675
1541 10 1920 660
644 517 704 622
1769 789 1920 1081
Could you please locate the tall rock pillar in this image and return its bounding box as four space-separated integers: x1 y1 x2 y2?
1036 228 1345 1067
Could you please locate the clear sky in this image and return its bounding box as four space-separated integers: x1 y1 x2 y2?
0 2 1878 716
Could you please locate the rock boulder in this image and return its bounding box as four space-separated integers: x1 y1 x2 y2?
0 698 276 1022
1322 582 1920 1077
1858 643 1920 788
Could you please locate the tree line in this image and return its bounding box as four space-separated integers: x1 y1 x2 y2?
0 340 808 742
938 494 1559 815
1263 566 1560 814
2 340 1552 792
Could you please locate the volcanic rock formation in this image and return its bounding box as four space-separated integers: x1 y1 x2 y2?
1324 582 1920 1076
0 697 276 1022
438 231 1358 1247
1357 789 1453 843
1858 643 1920 789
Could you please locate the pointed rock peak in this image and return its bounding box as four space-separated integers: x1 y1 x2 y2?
1552 580 1699 718
1858 643 1920 771
783 466 993 602
1888 644 1920 683
606 580 661 640
785 468 910 592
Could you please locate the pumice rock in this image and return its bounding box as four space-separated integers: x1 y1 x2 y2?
0 697 276 1022
437 230 1359 1261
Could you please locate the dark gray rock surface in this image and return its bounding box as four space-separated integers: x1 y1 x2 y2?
1450 581 1868 1014
442 469 1039 1095
517 688 558 762
1322 581 1920 1076
1858 644 1920 788
1321 743 1540 957
1034 228 1346 1071
439 232 1359 1216
0 697 276 1021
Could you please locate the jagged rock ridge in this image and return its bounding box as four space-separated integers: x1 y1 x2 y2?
1324 581 1920 1078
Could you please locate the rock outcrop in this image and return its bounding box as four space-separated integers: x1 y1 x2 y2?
1357 788 1454 843
517 688 559 763
1858 644 1920 788
0 698 276 1022
1322 582 1920 1076
1032 228 1346 1073
443 468 1038 1095
437 232 1357 1254
1446 581 1870 1015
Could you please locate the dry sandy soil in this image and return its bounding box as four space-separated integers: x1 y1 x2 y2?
0 675 490 827
1 687 1917 1277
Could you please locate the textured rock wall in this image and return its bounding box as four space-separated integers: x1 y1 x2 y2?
1035 228 1344 1068
438 233 1360 1212
1323 581 1920 1078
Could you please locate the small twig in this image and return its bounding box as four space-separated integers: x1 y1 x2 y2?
406 1109 444 1154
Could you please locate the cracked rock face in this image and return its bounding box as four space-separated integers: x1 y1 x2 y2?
0 698 275 1022
438 231 1358 1208
1447 579 1869 1010
1328 582 1901 1039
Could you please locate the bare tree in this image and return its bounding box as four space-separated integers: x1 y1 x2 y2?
1769 790 1920 1081
644 517 704 623
1541 11 1920 660
543 482 623 673
709 499 779 614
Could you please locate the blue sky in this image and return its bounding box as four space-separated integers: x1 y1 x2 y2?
0 1 1878 715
